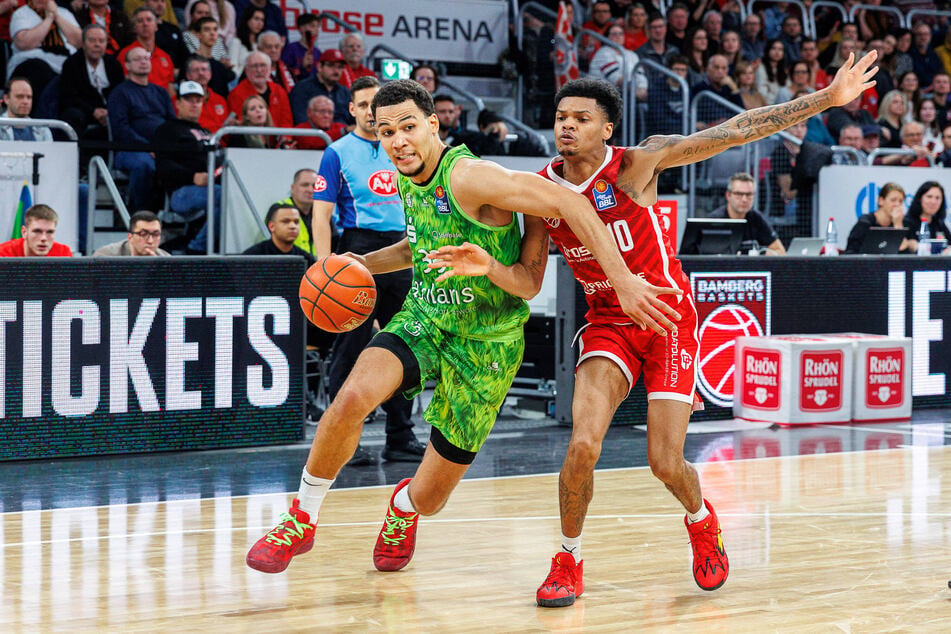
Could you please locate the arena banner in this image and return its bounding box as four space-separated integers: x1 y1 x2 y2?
289 0 508 65
556 256 951 423
817 166 946 251
0 257 307 460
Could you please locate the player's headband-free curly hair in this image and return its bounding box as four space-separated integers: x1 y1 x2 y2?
370 79 436 119
554 79 623 126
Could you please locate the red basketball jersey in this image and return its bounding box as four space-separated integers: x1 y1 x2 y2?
539 145 691 325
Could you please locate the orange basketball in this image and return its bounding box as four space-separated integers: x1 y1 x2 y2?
299 255 376 333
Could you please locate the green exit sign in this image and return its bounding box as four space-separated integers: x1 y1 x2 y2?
381 59 412 81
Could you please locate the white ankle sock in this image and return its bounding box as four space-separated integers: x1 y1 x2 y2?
686 501 710 524
393 482 416 513
297 469 334 518
561 533 582 563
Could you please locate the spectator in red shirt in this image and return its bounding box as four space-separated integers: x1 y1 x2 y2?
580 0 615 64
880 121 934 166
799 38 829 91
339 32 374 88
258 29 293 93
118 6 176 98
228 49 292 126
622 4 647 51
0 204 73 257
183 53 229 131
294 95 345 150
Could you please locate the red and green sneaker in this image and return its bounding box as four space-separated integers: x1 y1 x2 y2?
246 498 316 573
373 478 419 572
685 499 729 591
536 552 584 607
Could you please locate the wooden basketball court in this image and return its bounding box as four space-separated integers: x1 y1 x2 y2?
4 441 951 630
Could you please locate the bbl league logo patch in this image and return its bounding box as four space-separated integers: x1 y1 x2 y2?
592 180 617 211
434 185 451 214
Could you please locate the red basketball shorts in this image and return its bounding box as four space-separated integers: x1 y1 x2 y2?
576 299 703 409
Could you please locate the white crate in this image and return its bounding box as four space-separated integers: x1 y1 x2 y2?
817 333 912 422
733 335 854 425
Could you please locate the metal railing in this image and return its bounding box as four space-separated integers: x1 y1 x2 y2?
86 155 130 256
366 43 487 113
807 0 848 38
516 2 557 122
830 145 865 164
496 114 551 155
689 92 743 217
867 147 935 166
638 57 690 190
314 11 358 34
906 9 951 28
848 4 904 30
0 117 77 141
365 41 551 156
689 90 803 218
516 2 637 146
220 159 268 252
578 27 635 146
746 0 808 32
207 126 333 255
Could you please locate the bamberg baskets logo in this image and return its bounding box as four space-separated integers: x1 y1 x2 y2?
690 272 772 408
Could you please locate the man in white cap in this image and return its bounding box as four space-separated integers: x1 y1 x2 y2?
153 80 221 252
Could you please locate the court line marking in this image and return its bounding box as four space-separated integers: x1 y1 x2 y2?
818 422 951 438
4 444 950 517
6 510 951 549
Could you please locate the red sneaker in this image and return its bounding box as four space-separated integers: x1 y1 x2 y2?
685 499 729 591
373 478 419 571
536 552 584 607
246 498 316 573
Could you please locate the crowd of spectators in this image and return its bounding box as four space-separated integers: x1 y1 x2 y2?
540 0 951 157
512 0 951 236
0 0 948 255
0 2 541 255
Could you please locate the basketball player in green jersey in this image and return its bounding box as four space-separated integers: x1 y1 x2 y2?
246 79 683 577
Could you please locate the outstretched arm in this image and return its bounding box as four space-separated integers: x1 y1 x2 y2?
633 51 878 174
425 215 550 300
450 160 683 334
345 237 413 275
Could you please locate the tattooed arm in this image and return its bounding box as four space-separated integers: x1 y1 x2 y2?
629 51 878 175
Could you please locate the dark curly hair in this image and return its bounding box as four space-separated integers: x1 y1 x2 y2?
554 78 623 125
907 180 947 225
371 79 435 118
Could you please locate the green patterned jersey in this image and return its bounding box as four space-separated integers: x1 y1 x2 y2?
397 145 529 341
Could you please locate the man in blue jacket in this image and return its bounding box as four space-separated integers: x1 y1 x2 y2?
107 47 174 210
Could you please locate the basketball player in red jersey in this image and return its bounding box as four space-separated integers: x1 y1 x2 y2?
529 52 879 605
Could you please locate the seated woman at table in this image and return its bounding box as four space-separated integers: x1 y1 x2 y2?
845 182 909 254
902 181 951 255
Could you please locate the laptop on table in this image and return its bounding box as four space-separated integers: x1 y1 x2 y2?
859 227 906 255
787 237 824 256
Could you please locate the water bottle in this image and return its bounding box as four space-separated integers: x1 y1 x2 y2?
918 221 931 256
823 217 839 256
